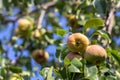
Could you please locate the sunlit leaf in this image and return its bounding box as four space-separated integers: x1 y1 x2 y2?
88 66 98 76
84 18 104 29
71 58 82 68
106 75 117 80
85 66 98 80
91 30 111 43
109 49 120 66
53 69 62 77
56 29 67 37
47 66 54 80
115 71 120 79
9 66 22 73
64 58 71 66
44 35 55 44
1 68 7 78
99 67 109 73
68 64 80 73
9 73 24 80
40 67 50 78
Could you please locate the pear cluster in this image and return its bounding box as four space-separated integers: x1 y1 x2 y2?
15 18 49 65
66 14 79 28
31 28 46 39
15 18 33 38
66 33 107 64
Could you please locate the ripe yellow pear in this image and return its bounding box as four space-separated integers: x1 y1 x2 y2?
15 18 34 38
67 33 89 53
84 45 107 64
18 18 33 31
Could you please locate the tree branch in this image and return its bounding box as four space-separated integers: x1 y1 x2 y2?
98 2 115 47
37 9 46 29
105 3 115 35
37 1 57 29
116 1 120 8
1 1 57 23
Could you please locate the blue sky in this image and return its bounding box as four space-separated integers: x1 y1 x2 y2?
0 7 120 80
0 9 68 79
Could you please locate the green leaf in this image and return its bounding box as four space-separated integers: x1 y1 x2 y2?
84 18 104 29
93 0 109 14
56 29 67 37
53 69 62 77
99 67 109 73
22 75 30 80
71 58 82 68
1 68 7 78
56 47 61 58
115 71 120 79
46 66 54 80
40 67 50 78
110 50 120 66
91 30 111 43
24 58 32 71
9 66 22 73
9 73 24 80
64 58 71 66
68 64 80 73
61 46 70 59
0 44 4 53
44 35 55 44
93 0 103 13
106 75 117 80
59 67 67 79
99 76 106 80
2 0 10 10
88 66 98 76
85 66 98 80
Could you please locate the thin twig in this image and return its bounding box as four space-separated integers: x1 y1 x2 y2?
9 22 16 41
37 8 46 29
14 50 23 66
37 1 56 9
104 3 115 47
1 1 57 23
105 3 115 35
37 1 57 29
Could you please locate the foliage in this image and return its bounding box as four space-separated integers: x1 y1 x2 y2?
0 0 120 80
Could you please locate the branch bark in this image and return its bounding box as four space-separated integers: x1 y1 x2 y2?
98 2 115 47
104 3 115 47
116 1 120 8
37 1 56 29
37 9 46 29
104 3 115 35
